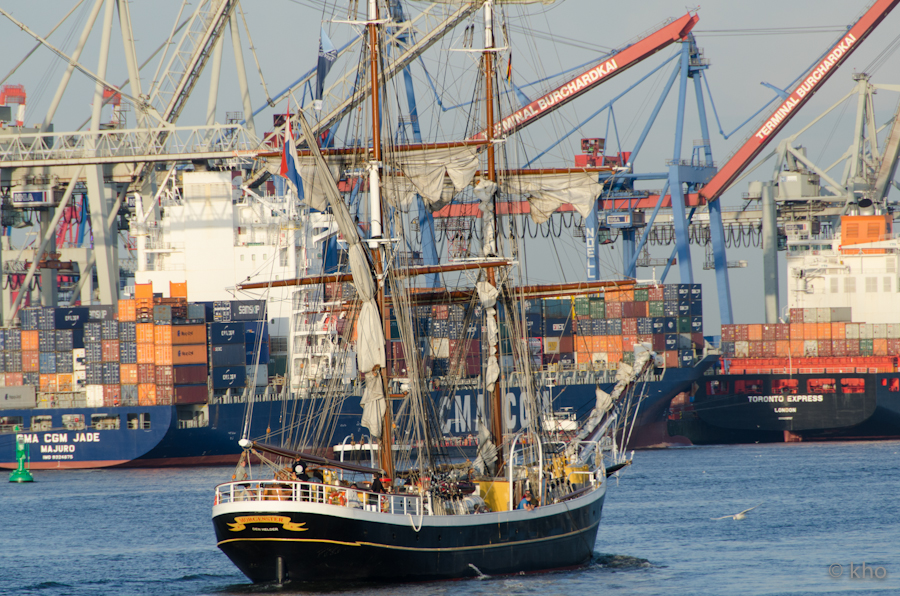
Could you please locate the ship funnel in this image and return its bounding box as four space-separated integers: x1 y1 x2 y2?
858 198 875 216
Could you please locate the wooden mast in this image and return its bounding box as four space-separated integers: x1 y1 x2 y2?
368 0 395 481
482 0 505 475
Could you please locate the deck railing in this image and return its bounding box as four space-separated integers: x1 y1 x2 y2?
214 480 425 516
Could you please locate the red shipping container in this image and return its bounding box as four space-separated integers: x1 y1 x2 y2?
887 339 900 354
174 384 208 404
622 335 638 351
762 325 777 341
632 302 648 317
174 364 208 385
103 385 121 407
606 302 623 318
137 363 156 384
735 325 750 342
156 365 175 386
846 340 860 356
101 340 120 362
790 308 804 323
622 318 638 335
622 302 635 318
817 340 833 357
5 372 24 386
648 287 664 301
762 341 777 357
433 305 449 319
559 336 575 353
664 351 679 368
831 340 848 357
156 384 174 405
721 325 735 342
775 324 791 341
652 334 666 352
639 334 654 345
22 351 39 372
465 355 481 376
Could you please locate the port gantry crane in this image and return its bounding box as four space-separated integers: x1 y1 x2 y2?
0 0 480 324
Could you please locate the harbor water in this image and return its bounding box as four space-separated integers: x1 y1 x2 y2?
2 441 897 595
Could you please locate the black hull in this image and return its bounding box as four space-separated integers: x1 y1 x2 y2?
213 491 604 583
669 372 900 444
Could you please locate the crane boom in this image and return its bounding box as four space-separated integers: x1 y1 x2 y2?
700 0 900 203
873 96 900 202
469 12 698 141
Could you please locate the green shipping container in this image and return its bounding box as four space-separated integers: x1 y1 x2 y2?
677 317 692 333
589 298 606 320
648 301 665 317
574 297 591 317
860 338 874 356
634 288 649 302
622 351 635 365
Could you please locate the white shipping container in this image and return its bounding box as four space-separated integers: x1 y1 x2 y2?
429 338 449 358
245 365 268 387
873 324 887 339
734 341 750 358
85 384 104 407
803 340 819 357
859 324 873 340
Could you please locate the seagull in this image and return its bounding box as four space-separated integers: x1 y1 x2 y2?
711 504 762 521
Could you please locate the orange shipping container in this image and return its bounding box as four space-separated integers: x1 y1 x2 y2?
137 323 155 344
155 344 173 365
57 373 73 392
137 343 155 364
831 322 846 339
748 324 763 341
172 344 207 365
789 324 804 340
135 282 153 299
22 351 40 372
171 324 207 345
789 340 805 357
22 330 39 351
607 352 623 363
574 336 590 354
153 325 173 345
118 299 136 322
39 373 57 392
120 363 138 385
775 340 791 358
816 323 832 339
804 323 818 340
169 281 188 299
608 336 624 352
576 352 592 364
138 383 156 405
874 338 888 356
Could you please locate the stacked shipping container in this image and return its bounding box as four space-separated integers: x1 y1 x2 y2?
721 307 899 373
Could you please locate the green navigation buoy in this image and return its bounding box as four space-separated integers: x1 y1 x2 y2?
9 425 34 483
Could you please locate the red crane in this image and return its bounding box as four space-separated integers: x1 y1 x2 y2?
468 12 698 141
700 0 900 203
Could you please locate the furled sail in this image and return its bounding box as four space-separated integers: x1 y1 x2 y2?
296 111 387 438
384 145 480 211
503 171 603 224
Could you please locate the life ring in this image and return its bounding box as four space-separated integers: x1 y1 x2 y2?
329 490 347 507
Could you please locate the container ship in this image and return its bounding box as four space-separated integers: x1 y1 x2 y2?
1 169 716 469
669 212 900 444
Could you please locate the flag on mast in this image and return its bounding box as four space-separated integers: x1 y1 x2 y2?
280 107 304 201
315 27 337 111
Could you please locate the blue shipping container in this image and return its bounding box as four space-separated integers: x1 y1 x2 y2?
211 366 247 389
54 307 91 329
208 322 245 344
210 343 246 366
245 343 270 365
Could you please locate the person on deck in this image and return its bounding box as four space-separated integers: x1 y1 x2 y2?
517 489 537 511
